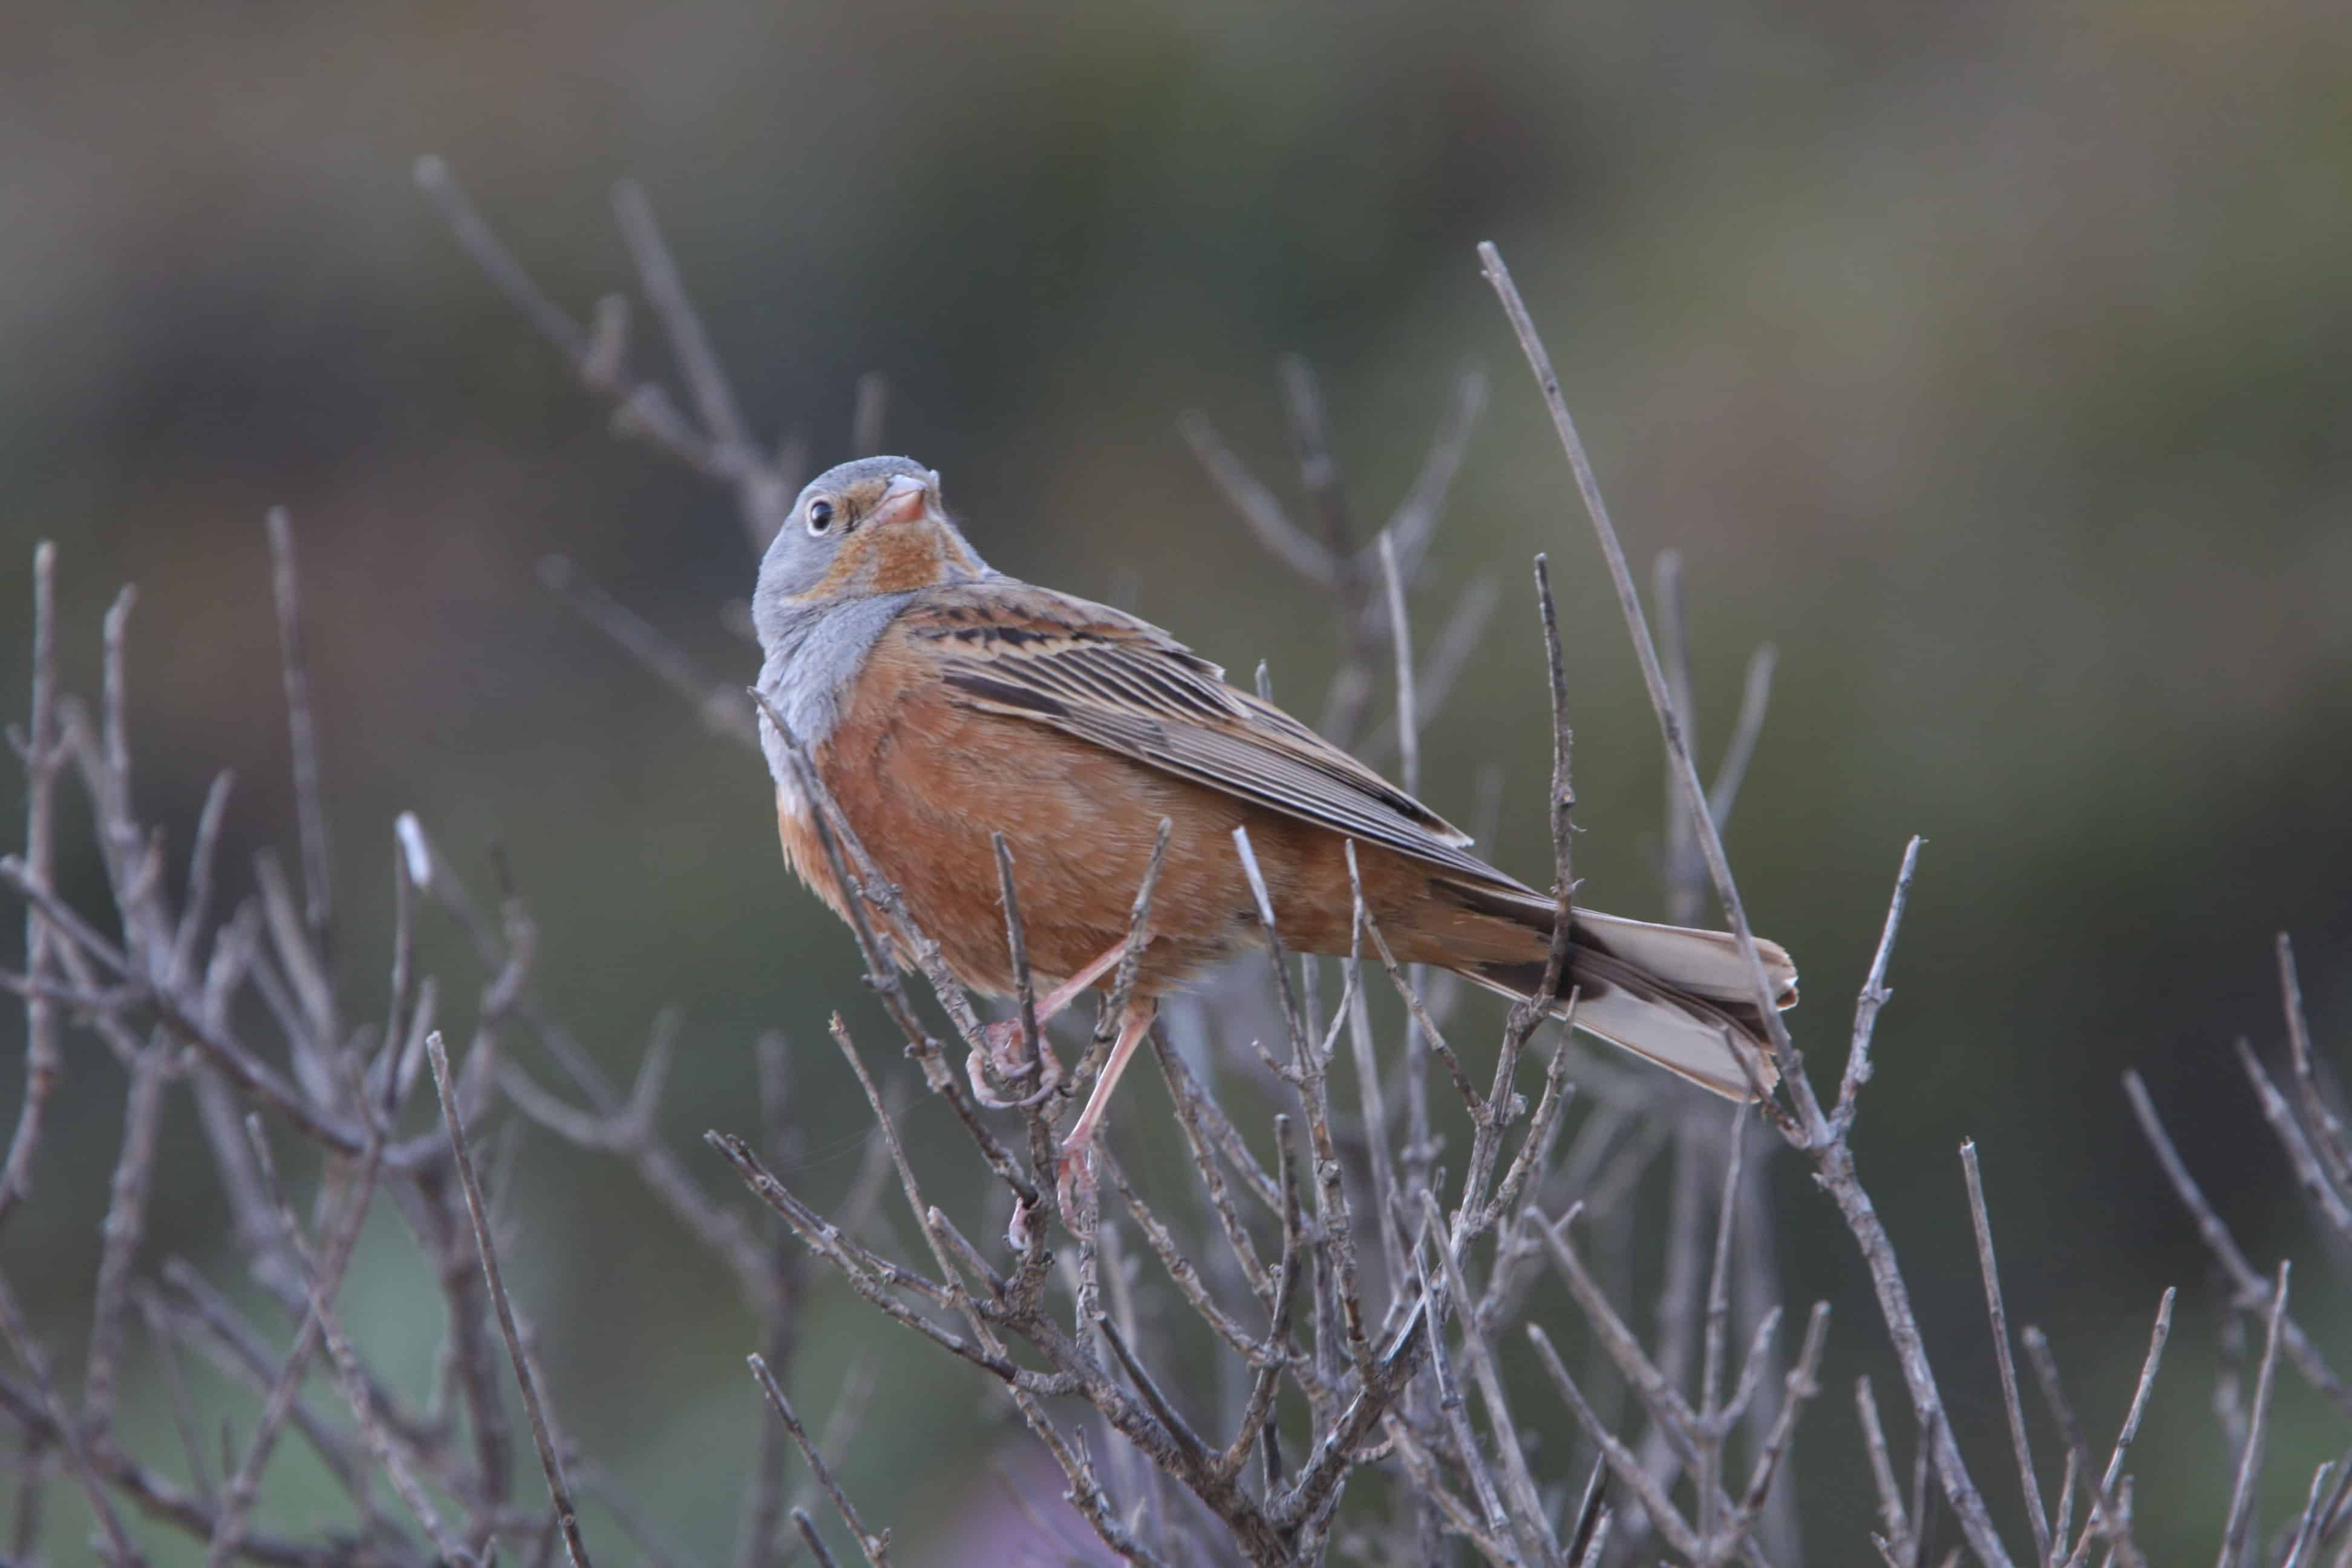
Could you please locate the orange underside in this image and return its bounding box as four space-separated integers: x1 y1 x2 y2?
776 624 1551 1000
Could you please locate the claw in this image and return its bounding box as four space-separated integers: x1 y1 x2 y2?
965 1046 1017 1108
1055 1139 1099 1224
964 1018 1062 1109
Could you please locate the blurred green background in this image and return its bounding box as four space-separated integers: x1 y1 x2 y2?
5 0 2351 1560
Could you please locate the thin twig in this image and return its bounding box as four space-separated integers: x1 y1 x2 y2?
610 180 792 549
1839 835 1922 1133
1179 411 1338 587
249 1117 466 1564
1214 1117 1304 1482
2236 1040 2352 1236
1526 1320 1701 1561
2218 1263 2290 1568
2058 1288 2175 1568
82 1045 169 1427
2020 1327 2141 1568
1961 1138 2050 1563
612 181 752 456
265 508 332 951
1479 242 1802 1118
0 1267 143 1564
426 1032 595 1568
538 555 757 748
1234 825 1370 1377
1420 1189 1558 1566
2125 1072 2352 1417
1376 532 1420 796
748 1354 889 1567
1697 1105 1752 1548
792 1508 844 1568
414 157 728 484
1 543 62 1231
1723 1302 1831 1554
204 1109 390 1568
2276 935 2352 1204
1708 645 1777 830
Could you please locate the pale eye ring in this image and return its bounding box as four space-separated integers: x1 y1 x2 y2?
805 498 835 535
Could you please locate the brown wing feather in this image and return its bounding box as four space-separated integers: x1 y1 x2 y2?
900 581 1511 883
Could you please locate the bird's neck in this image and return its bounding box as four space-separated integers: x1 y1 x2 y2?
754 592 914 789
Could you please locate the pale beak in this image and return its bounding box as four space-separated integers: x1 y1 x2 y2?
873 472 930 528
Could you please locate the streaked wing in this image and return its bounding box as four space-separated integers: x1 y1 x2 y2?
902 581 1515 884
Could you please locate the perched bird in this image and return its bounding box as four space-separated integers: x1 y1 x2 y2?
752 456 1797 1186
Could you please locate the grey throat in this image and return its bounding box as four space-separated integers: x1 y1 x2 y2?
753 592 915 806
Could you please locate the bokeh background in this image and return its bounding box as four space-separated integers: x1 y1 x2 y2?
5 0 2351 1560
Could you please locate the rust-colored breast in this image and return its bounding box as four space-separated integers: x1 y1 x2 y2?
771 598 1555 1005
775 794 854 930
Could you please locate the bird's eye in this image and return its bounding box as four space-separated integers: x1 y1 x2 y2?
805 498 835 536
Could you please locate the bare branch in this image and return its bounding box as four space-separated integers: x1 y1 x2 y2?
414 157 726 483
1478 241 1802 1115
1376 532 1420 796
1855 1376 1916 1562
427 1032 595 1568
539 555 757 748
1 543 62 1231
2217 1263 2290 1568
611 181 752 457
2277 935 2352 1204
1383 367 1488 579
1724 1302 1831 1552
1179 411 1338 588
1527 1320 1702 1561
2125 1071 2352 1417
0 1266 143 1564
1707 644 1777 830
2020 1326 2141 1568
205 1111 388 1568
264 508 332 950
2057 1288 2175 1568
1838 835 1922 1132
748 1354 888 1567
1214 1116 1304 1482
2236 1040 2352 1236
1521 555 1576 1019
1419 1189 1558 1566
1233 825 1369 1378
1696 1103 1752 1549
2279 1459 2340 1568
1961 1138 2050 1562
791 1508 844 1568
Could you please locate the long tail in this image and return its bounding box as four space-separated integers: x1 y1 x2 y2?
1453 909 1798 1100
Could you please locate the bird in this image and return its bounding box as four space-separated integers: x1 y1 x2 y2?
751 456 1797 1192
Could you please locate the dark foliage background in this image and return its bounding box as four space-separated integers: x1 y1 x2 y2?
5 0 2350 1558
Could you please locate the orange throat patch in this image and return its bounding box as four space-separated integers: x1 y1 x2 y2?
799 520 984 601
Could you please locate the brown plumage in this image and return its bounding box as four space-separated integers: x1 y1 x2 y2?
753 457 1798 1166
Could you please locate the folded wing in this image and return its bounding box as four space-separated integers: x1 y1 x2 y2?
908 581 1501 881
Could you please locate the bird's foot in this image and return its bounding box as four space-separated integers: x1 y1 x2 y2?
964 1018 1062 1109
1007 1191 1044 1252
1055 1137 1100 1227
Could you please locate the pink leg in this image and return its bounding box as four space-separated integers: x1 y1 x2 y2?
968 940 1134 1108
1063 1002 1156 1151
1030 941 1129 1026
1056 1001 1158 1214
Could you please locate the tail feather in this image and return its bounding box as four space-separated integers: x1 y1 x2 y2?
1455 911 1798 1101
1570 910 1797 1008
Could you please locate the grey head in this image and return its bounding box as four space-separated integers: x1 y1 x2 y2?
751 456 993 782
